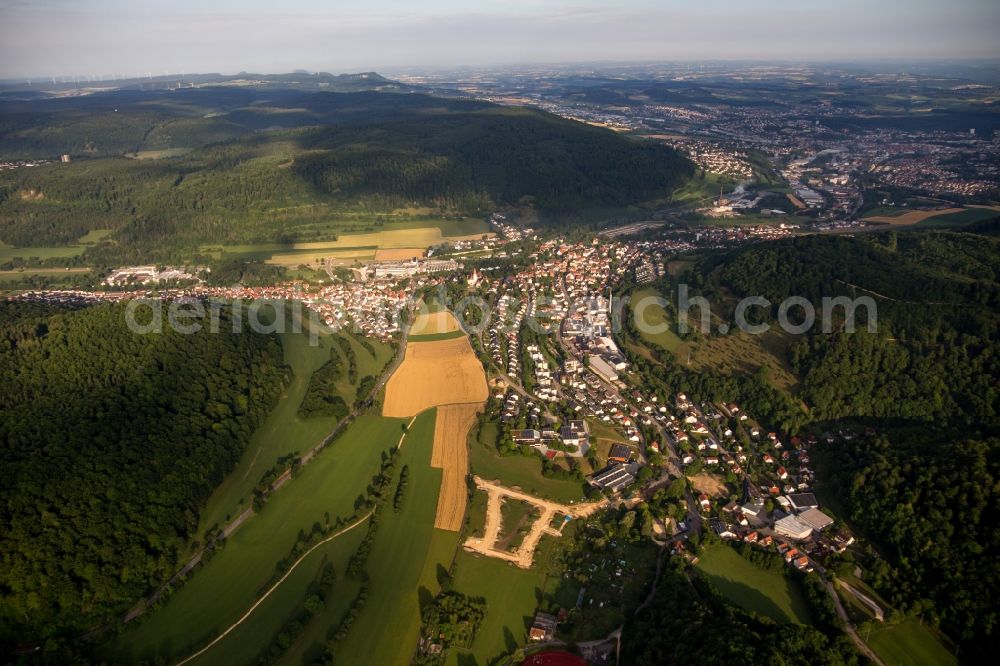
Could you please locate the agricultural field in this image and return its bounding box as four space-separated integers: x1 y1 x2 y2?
693 545 812 625
200 223 492 266
103 414 408 664
446 538 566 666
410 308 462 336
431 403 483 531
910 205 1000 228
862 207 964 226
374 248 426 261
470 422 588 503
867 618 957 666
325 409 463 666
631 286 683 352
383 336 488 417
0 241 86 261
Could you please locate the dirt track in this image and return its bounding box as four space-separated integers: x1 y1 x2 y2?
463 476 606 568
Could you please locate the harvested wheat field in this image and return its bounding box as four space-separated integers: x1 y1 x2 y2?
375 247 425 261
864 208 963 225
383 336 488 417
410 309 461 336
431 403 482 531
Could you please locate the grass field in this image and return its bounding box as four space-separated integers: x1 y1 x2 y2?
867 619 957 666
193 322 392 540
185 529 366 666
326 409 463 666
446 541 561 666
694 545 812 625
0 242 86 260
631 287 683 352
470 422 588 503
77 228 114 243
104 414 407 664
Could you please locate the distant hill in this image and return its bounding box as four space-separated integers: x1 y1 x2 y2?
0 90 693 262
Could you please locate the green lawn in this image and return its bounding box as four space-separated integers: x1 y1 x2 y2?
193 327 353 537
103 414 406 664
326 409 462 666
470 422 588 503
694 545 812 625
868 619 957 666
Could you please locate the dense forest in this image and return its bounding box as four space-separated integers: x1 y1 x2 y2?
816 433 1000 655
710 232 1000 428
0 89 692 264
298 345 350 419
0 301 287 642
621 567 861 665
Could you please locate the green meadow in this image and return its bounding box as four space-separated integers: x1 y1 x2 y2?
104 413 406 663
694 545 812 625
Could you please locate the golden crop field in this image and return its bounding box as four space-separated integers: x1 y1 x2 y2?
374 248 426 261
864 208 963 225
409 310 461 336
431 403 483 531
382 336 488 417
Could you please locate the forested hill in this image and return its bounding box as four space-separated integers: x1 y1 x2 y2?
708 231 1000 426
0 302 287 642
0 93 693 261
696 230 999 656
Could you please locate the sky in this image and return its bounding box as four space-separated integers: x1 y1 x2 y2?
1 0 998 78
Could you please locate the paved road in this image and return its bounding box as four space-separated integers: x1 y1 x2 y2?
825 581 886 666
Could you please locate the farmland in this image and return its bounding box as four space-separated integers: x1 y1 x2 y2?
103 414 407 664
325 409 463 666
383 336 488 417
446 535 568 666
862 207 964 226
410 308 462 336
693 545 812 625
431 403 482 531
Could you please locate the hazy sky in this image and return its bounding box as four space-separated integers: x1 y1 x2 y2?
1 0 998 78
